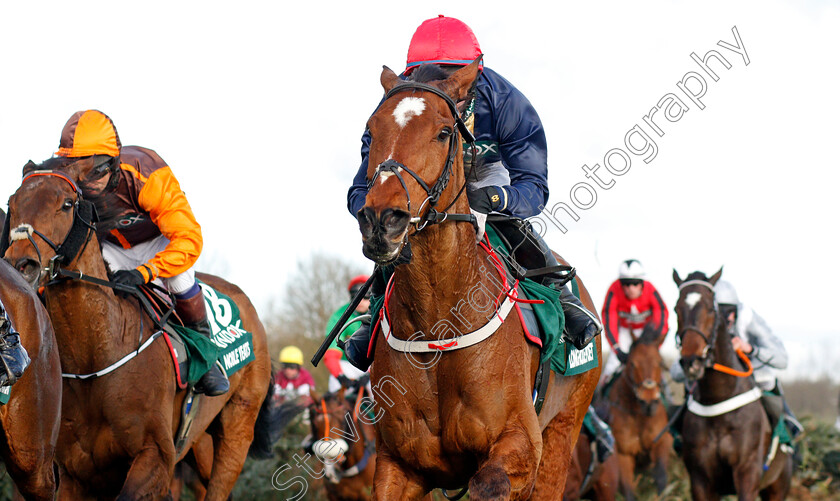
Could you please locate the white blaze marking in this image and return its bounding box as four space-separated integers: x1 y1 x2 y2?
685 292 702 308
378 165 403 185
392 97 425 128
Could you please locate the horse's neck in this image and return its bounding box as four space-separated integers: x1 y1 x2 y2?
616 369 641 411
390 222 489 339
695 325 752 404
44 244 134 372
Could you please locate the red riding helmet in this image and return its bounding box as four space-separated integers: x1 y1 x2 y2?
348 275 369 291
405 15 483 76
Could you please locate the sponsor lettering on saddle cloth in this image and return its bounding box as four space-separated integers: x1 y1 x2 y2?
366 225 597 377
167 281 255 386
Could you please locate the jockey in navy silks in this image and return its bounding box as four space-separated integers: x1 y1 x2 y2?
343 15 601 371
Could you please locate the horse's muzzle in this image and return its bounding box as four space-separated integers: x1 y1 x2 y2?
357 206 410 264
681 356 705 381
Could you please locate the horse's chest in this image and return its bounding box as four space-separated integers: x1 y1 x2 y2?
379 402 492 472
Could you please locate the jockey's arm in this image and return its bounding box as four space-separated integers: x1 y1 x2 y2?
670 359 686 383
740 307 788 370
647 284 669 343
347 130 373 217
491 82 549 219
601 283 622 354
137 167 203 281
323 349 344 378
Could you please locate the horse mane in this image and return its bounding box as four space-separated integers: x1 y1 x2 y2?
408 64 456 83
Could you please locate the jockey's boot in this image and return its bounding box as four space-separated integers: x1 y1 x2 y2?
176 288 230 396
587 406 615 462
782 397 804 440
553 279 601 350
341 316 373 372
0 315 30 387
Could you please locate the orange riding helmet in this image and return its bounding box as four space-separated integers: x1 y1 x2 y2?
56 110 122 158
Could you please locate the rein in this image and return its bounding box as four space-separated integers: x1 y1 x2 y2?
712 348 754 377
371 81 478 232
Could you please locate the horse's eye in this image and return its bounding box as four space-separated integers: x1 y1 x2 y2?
437 127 452 141
62 200 74 211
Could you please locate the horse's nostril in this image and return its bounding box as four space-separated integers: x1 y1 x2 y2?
14 258 40 282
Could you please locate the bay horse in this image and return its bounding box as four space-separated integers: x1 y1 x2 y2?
563 430 618 501
309 388 376 501
601 324 671 500
3 158 272 500
0 255 62 500
673 269 792 500
356 58 601 500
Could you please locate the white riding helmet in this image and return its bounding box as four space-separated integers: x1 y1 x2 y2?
618 259 645 280
714 280 739 306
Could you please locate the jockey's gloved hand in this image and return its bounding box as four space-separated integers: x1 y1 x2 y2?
467 185 507 214
357 373 370 389
616 350 629 364
337 374 352 389
112 269 146 287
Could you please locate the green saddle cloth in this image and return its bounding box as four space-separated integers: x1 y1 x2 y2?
171 281 255 384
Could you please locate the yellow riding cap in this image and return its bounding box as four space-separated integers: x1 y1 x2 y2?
279 346 304 366
56 110 122 158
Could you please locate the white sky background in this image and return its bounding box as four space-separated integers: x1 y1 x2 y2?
1 1 837 379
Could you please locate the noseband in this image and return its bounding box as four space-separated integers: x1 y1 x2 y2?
675 279 720 365
2 170 97 280
370 81 478 231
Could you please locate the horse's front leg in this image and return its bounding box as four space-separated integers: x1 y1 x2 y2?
470 425 542 501
616 452 637 501
651 434 672 494
117 440 176 501
732 461 761 501
371 451 428 501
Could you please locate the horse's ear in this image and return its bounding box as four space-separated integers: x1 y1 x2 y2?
441 55 483 101
381 65 400 93
672 268 683 286
709 267 723 285
337 386 346 402
22 160 38 176
309 388 321 403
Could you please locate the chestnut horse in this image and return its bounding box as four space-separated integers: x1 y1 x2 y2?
601 324 671 500
563 431 618 501
309 388 376 501
356 58 601 500
673 269 791 500
0 256 62 500
3 158 272 500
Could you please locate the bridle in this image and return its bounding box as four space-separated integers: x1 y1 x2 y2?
675 279 720 366
1 170 98 284
368 81 478 232
623 359 663 415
